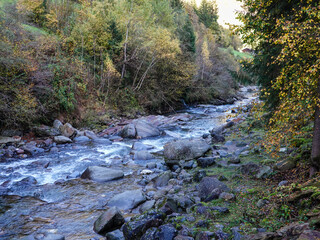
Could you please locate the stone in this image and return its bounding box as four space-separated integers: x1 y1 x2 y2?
211 206 229 214
60 123 77 139
22 144 45 155
139 200 155 213
174 235 194 240
297 230 320 240
53 136 72 144
219 192 235 201
0 136 21 144
278 180 289 187
164 138 210 165
197 177 230 202
120 124 136 138
165 196 194 213
106 229 125 240
210 132 225 143
42 234 65 240
217 150 229 158
228 157 240 164
81 166 124 182
240 162 261 176
153 171 172 188
256 199 268 208
53 119 63 130
275 159 296 171
256 166 272 179
147 162 157 169
155 224 178 240
197 157 216 168
108 189 146 210
132 142 154 151
1 129 22 137
74 136 90 143
133 151 154 160
84 130 98 140
122 210 166 239
134 120 160 138
93 207 125 235
193 170 207 182
33 125 60 137
141 228 158 240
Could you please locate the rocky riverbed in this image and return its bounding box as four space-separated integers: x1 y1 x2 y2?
2 86 318 240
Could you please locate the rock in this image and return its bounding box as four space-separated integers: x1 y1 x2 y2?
180 160 195 169
218 175 228 181
53 119 63 130
81 166 124 182
53 136 73 144
211 206 229 214
134 120 160 138
22 144 45 155
297 230 320 240
141 169 153 175
219 192 235 201
60 123 77 139
106 229 125 240
256 199 268 208
93 207 125 235
195 232 209 240
132 142 154 151
141 228 158 240
197 157 216 168
121 124 136 138
122 210 166 239
193 170 207 182
164 139 210 165
42 233 65 240
228 157 240 164
210 132 225 143
50 147 59 153
140 200 155 213
197 177 230 202
240 162 261 176
33 125 60 137
0 136 21 144
214 230 229 240
153 171 172 188
74 136 90 143
147 162 157 169
134 151 154 160
217 150 229 158
275 159 296 171
155 224 178 240
165 196 194 213
12 176 37 189
256 166 272 179
84 130 98 140
278 180 289 187
108 189 146 210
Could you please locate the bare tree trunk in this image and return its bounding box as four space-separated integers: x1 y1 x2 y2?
311 78 320 175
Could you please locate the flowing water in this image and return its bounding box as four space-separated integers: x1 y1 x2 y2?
0 87 258 240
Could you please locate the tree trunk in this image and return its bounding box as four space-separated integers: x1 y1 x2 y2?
311 78 320 173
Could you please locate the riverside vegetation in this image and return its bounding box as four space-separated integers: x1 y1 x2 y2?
0 0 320 240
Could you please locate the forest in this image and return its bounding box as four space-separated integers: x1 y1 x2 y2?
0 0 245 130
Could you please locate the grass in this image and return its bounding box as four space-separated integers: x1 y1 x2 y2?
219 47 254 60
21 24 49 36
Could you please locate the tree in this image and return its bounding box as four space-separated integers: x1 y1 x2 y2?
195 0 219 34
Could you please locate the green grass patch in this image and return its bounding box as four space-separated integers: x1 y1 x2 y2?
219 47 253 60
22 24 49 36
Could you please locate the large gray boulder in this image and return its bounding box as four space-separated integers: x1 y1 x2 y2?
164 138 210 165
120 124 136 138
108 189 146 210
60 123 77 139
53 136 72 144
81 166 124 182
93 207 125 235
53 119 63 131
33 125 60 137
133 151 154 160
134 120 160 138
197 177 230 201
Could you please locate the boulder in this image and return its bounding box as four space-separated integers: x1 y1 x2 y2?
93 207 125 235
134 120 160 138
84 130 97 140
164 139 210 165
133 151 154 160
219 192 235 201
197 177 230 201
297 230 320 240
1 129 22 137
53 119 63 130
140 200 156 213
132 142 154 151
240 162 261 176
53 136 72 144
106 229 125 240
155 224 178 240
197 157 216 168
60 123 77 139
81 166 124 182
275 159 296 171
120 124 136 138
74 136 90 143
256 166 272 179
122 210 166 239
0 136 21 145
22 144 45 155
153 171 172 188
210 132 225 143
33 125 60 137
108 189 146 210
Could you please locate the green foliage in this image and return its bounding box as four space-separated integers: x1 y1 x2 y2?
194 0 219 33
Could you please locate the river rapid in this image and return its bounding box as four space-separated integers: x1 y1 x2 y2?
0 87 258 239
